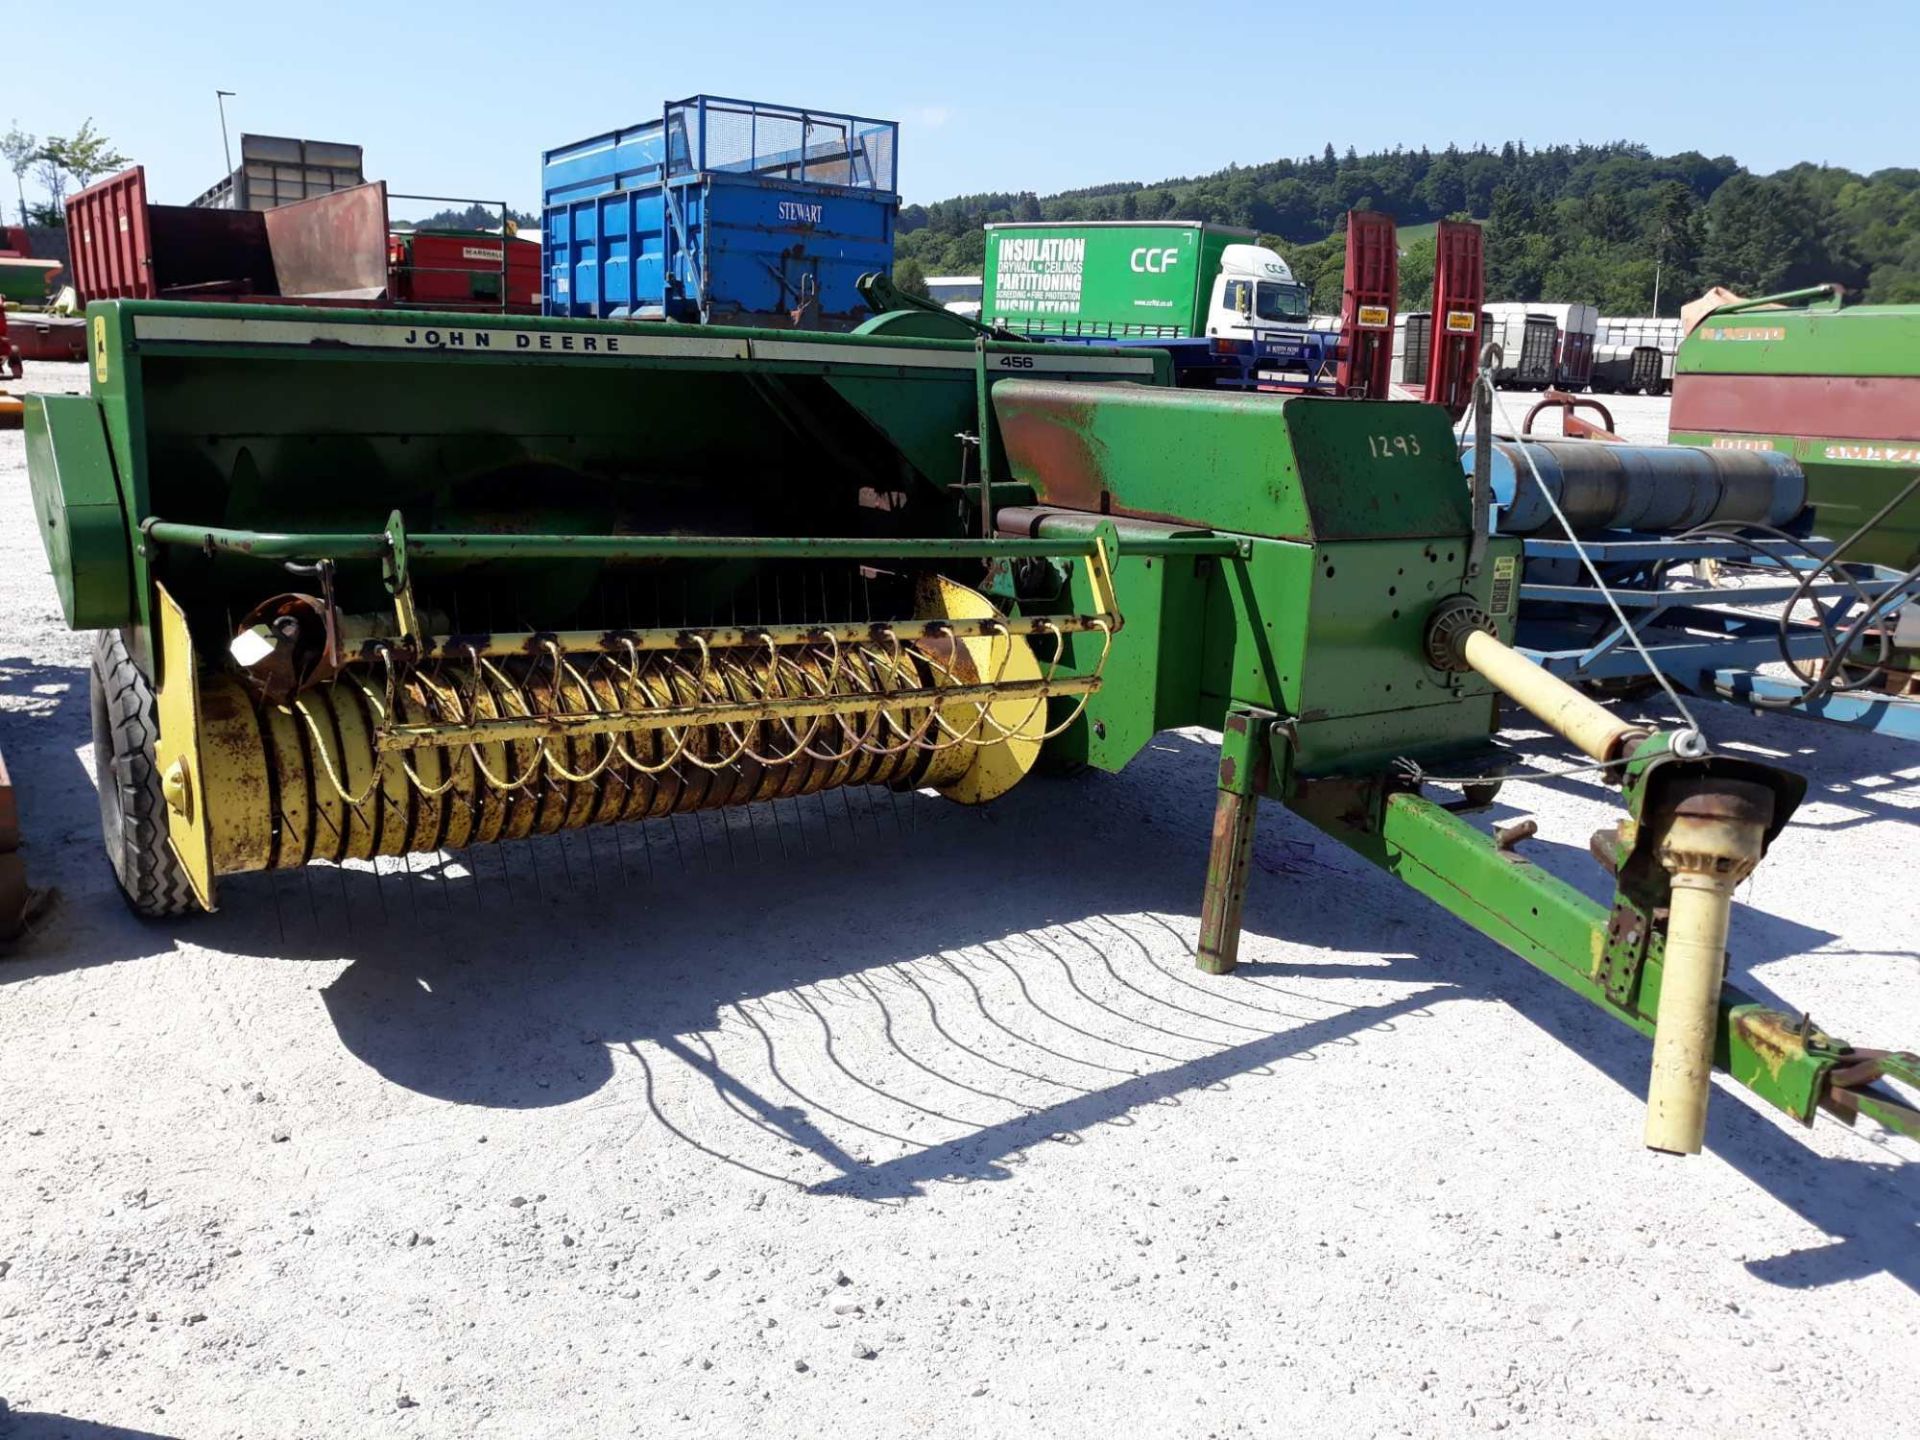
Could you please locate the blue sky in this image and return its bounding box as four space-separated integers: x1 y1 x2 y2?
9 0 1909 215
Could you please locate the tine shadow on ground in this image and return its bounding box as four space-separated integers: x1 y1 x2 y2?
5 675 1913 1291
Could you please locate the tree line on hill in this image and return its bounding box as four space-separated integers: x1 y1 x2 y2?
394 203 540 233
894 141 1920 314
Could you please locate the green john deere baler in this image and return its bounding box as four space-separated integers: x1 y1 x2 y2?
21 295 1919 1156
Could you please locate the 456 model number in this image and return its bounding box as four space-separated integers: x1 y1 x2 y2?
1367 433 1422 458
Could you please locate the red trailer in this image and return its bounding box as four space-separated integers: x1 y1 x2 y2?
67 165 534 313
6 313 85 362
66 166 388 304
1423 220 1485 418
389 230 540 313
1336 210 1398 399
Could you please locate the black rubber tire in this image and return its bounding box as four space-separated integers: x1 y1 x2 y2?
1579 675 1659 702
90 629 198 920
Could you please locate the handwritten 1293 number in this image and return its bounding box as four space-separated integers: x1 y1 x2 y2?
1367 433 1422 458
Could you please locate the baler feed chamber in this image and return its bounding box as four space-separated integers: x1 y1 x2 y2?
88 304 1155 910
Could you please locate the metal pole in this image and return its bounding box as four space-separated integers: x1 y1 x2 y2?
215 91 236 182
1196 710 1272 975
141 521 1103 562
1467 350 1494 581
974 337 994 542
1651 259 1662 319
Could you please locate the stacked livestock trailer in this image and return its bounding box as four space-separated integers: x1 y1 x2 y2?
1480 303 1559 388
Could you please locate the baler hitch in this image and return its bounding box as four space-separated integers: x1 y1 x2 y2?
1194 599 1918 1153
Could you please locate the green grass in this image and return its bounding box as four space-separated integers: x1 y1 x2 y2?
1309 218 1476 249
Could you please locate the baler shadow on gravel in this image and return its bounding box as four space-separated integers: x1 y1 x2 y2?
21 298 1919 1155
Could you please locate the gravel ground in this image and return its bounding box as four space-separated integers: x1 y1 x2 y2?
2 365 1916 1439
1492 389 1674 445
1390 386 1673 447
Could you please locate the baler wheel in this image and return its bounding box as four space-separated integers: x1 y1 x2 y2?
90 630 197 920
1034 753 1091 779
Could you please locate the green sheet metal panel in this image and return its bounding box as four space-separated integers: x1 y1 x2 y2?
993 381 1471 542
1037 548 1204 773
1672 298 1920 569
1677 302 1920 376
1281 400 1472 540
61 299 1172 638
1200 537 1511 776
23 393 135 630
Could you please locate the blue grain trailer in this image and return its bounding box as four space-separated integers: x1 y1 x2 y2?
542 96 899 330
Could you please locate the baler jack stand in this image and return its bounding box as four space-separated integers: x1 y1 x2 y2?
1197 710 1274 975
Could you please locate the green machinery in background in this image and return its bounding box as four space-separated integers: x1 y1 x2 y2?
1672 285 1920 573
22 298 1920 1156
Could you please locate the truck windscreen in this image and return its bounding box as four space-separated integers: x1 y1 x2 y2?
1256 281 1309 323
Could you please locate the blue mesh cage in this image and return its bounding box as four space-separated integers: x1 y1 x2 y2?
663 98 897 193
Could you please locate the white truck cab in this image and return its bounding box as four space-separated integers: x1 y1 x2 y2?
1205 243 1312 341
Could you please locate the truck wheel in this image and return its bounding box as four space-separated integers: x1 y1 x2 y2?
90 629 198 919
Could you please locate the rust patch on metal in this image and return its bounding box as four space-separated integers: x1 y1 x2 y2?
996 395 1111 513
232 593 343 704
1670 780 1775 826
263 183 391 299
994 385 1241 530
1733 1009 1811 1082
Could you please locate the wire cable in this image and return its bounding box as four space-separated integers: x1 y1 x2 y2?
1393 753 1622 787
1672 519 1895 700
1672 468 1920 706
1476 375 1709 756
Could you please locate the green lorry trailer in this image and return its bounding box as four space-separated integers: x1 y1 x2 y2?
981 220 1334 387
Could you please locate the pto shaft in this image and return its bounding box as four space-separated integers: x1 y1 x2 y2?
1644 783 1773 1154
1458 629 1639 763
1423 598 1644 764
